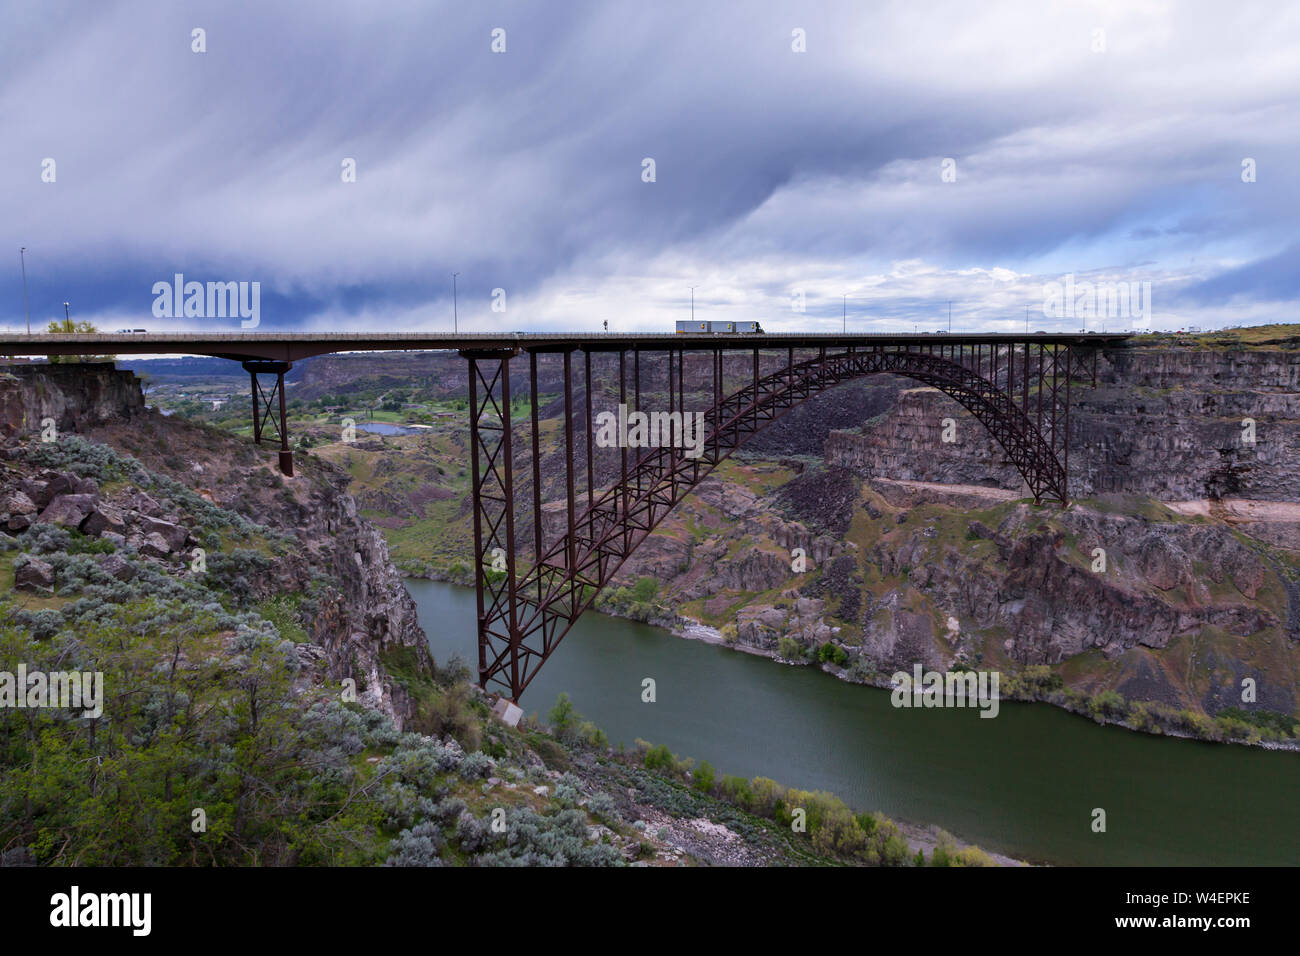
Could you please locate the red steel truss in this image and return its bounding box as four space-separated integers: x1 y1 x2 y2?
463 339 1095 702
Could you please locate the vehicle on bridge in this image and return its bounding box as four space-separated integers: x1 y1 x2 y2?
675 320 764 334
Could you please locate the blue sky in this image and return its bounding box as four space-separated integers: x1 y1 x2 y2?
3 0 1299 335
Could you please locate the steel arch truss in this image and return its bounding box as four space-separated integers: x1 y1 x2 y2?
463 339 1092 702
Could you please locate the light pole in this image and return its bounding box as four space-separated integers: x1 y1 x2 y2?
63 301 70 325
451 272 460 333
20 248 30 334
689 286 695 324
948 300 952 333
842 294 847 333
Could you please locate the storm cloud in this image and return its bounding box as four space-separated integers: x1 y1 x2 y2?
3 0 1298 334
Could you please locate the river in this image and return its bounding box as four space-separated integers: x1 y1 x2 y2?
405 578 1299 866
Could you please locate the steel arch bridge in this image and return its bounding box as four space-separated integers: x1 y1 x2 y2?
1 329 1125 702
462 336 1100 701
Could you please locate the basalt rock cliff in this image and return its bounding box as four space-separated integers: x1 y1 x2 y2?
0 363 433 729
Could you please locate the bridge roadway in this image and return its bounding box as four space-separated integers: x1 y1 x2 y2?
0 330 1130 360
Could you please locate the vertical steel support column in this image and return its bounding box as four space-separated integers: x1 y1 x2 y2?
464 349 521 697
498 363 520 696
1063 345 1072 505
530 351 542 580
633 345 641 483
1034 343 1045 504
1049 343 1059 477
1007 339 1015 407
249 370 261 443
1022 341 1030 413
468 358 486 685
681 348 691 424
668 347 676 462
1036 344 1045 434
584 349 594 512
563 350 577 606
712 348 721 460
619 350 628 552
277 370 292 476
243 360 292 475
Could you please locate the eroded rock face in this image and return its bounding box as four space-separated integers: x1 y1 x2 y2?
0 363 144 439
826 347 1300 502
0 365 434 732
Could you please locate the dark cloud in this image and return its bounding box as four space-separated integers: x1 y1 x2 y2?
2 0 1298 332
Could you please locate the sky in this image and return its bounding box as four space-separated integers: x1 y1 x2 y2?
3 0 1299 336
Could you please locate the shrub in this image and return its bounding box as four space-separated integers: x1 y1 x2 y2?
458 751 495 780
1089 689 1127 721
818 642 849 666
720 775 754 807
587 791 621 826
777 636 802 659
643 743 675 772
692 759 716 794
548 693 577 735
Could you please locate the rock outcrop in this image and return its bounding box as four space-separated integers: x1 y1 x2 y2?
0 363 434 730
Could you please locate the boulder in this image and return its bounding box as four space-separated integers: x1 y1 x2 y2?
1 490 37 516
139 531 172 559
83 504 127 537
73 476 100 496
15 557 55 592
126 490 164 517
139 516 188 551
18 479 51 509
97 553 135 582
42 473 76 501
38 493 98 530
7 514 32 532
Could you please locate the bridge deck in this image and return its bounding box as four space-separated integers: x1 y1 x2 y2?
0 331 1131 361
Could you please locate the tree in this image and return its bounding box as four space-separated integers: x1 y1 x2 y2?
45 318 115 364
547 692 576 734
692 759 716 793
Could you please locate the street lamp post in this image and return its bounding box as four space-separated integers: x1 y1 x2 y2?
948 300 952 333
63 301 70 325
19 248 30 334
689 286 695 323
843 294 847 332
452 272 460 333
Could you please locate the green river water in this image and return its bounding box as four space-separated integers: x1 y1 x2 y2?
406 578 1298 866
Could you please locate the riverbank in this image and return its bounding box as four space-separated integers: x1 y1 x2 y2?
658 605 1300 753
409 567 1300 751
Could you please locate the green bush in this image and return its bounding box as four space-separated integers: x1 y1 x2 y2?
818 642 849 666
777 636 802 659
